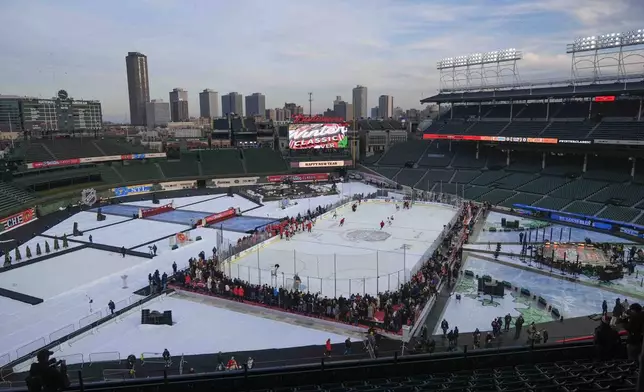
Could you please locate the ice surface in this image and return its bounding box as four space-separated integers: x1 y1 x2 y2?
0 248 148 300
87 219 187 249
476 212 634 243
124 194 224 209
43 212 131 237
231 201 456 297
55 295 350 363
179 195 259 214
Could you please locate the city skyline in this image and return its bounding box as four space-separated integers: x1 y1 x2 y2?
1 1 639 122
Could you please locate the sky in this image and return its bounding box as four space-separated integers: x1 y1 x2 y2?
0 0 642 122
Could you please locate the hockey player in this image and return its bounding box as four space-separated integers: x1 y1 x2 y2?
387 218 392 226
226 356 239 370
307 221 312 233
339 217 345 227
162 349 171 368
396 204 400 211
380 220 385 230
127 354 136 377
333 211 338 219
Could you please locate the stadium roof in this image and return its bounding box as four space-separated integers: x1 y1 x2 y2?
421 80 644 104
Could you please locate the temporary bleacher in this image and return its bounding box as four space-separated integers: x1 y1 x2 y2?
589 121 644 141
377 140 430 166
548 178 608 200
562 200 604 216
589 183 644 207
598 205 641 222
245 148 288 174
500 121 549 137
517 176 570 194
200 150 244 176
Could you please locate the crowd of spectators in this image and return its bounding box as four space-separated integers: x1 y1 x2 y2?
171 198 480 333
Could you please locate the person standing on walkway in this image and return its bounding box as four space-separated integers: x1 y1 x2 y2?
514 315 524 339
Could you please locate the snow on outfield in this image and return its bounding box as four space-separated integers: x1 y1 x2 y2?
232 200 456 297
43 212 132 237
87 219 186 248
4 236 81 266
123 194 225 208
178 194 258 214
54 295 349 363
0 296 30 318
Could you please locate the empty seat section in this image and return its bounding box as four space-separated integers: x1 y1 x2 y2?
598 205 641 222
24 143 54 162
42 139 104 159
542 154 583 176
466 121 508 136
590 121 644 141
518 176 570 194
419 170 454 190
418 144 453 167
540 121 595 139
470 170 509 186
584 156 631 182
500 192 542 208
553 102 590 118
0 182 35 213
533 196 571 210
451 147 485 169
563 201 604 216
507 151 542 172
589 183 644 206
492 173 538 189
451 170 480 184
378 141 429 166
157 161 198 179
245 148 288 173
635 213 644 225
200 150 244 176
514 103 548 119
482 104 511 118
435 120 474 135
361 153 382 165
436 183 461 194
451 105 480 118
593 100 640 118
485 148 506 168
14 167 100 188
117 162 162 182
396 169 426 187
374 167 399 179
478 189 514 204
549 179 608 199
464 186 491 200
500 121 548 137
423 121 445 133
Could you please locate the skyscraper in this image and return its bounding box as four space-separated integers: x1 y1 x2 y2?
245 93 266 117
146 99 171 128
352 85 368 119
378 95 394 119
199 89 219 118
222 92 243 116
333 101 354 122
125 52 150 126
169 88 189 122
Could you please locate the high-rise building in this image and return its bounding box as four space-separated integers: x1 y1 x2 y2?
378 95 394 119
199 89 219 118
352 85 368 119
222 92 243 116
274 108 287 121
284 103 303 118
169 88 189 122
333 101 353 122
265 109 276 121
245 93 266 117
146 99 171 128
333 96 343 106
125 52 150 126
371 106 379 119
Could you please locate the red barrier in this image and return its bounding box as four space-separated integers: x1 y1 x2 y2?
140 203 174 218
555 329 626 343
200 208 237 227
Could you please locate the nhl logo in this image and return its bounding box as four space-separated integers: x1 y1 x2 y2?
81 188 97 206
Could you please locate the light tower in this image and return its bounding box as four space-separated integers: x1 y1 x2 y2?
308 92 313 116
436 48 522 91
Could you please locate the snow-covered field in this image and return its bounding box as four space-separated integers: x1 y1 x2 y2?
87 219 187 249
54 294 349 364
44 211 132 237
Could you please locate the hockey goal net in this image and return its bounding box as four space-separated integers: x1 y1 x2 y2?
169 232 192 248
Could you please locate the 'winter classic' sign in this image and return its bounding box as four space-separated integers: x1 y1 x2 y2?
81 188 97 206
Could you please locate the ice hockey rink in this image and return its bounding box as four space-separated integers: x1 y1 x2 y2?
230 200 457 297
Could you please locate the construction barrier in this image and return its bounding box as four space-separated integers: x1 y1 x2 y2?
197 207 238 227
139 203 174 218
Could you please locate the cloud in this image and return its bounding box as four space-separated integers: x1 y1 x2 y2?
0 0 639 120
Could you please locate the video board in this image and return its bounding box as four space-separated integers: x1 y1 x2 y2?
288 124 348 149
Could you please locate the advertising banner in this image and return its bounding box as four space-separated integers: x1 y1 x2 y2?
288 124 348 149
160 180 197 191
111 184 154 198
0 208 37 234
202 208 238 226
593 139 644 146
291 160 351 168
208 177 259 188
26 152 167 169
423 134 558 144
267 173 330 183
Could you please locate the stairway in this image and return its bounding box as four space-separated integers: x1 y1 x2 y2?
154 163 166 179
